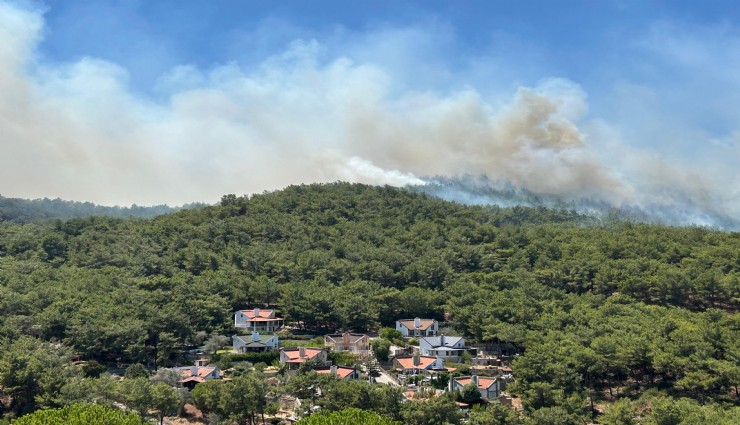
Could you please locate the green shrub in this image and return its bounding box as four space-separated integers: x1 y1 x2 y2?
14 404 144 425
328 351 357 366
297 408 400 424
227 351 280 364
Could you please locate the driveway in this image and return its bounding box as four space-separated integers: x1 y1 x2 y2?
374 369 400 386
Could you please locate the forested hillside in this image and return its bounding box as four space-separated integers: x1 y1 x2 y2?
0 183 737 422
0 195 202 223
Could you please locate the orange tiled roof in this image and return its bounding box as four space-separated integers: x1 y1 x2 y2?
398 319 435 330
281 348 324 362
455 377 497 390
241 309 283 320
181 367 217 378
315 366 355 379
395 356 438 370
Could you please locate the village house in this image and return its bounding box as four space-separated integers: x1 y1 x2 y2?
419 334 466 362
177 359 222 389
393 353 446 375
396 317 438 337
234 308 284 332
323 332 370 354
232 331 279 353
314 365 360 380
448 375 500 399
279 347 328 369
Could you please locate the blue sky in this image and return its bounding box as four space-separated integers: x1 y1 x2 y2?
1 0 739 224
34 1 737 95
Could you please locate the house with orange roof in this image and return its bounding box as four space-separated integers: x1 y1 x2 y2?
279 347 328 369
393 353 446 375
314 365 359 380
396 317 438 337
235 308 284 332
177 359 222 389
448 375 500 399
324 332 370 354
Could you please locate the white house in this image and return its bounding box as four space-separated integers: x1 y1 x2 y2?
419 334 466 362
234 308 284 332
396 318 438 337
449 375 500 399
232 331 279 353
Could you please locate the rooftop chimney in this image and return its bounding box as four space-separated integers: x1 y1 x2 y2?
330 365 338 375
414 317 421 328
254 307 261 317
439 334 445 346
299 347 306 358
413 353 420 367
343 332 350 346
472 375 479 385
251 330 260 342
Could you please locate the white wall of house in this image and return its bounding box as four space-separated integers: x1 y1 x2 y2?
232 332 279 352
419 336 465 361
395 318 439 337
235 310 248 327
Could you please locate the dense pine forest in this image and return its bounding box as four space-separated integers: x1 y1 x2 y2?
0 195 202 224
0 183 738 423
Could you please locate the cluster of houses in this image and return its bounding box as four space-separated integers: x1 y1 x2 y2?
226 308 512 402
174 306 514 418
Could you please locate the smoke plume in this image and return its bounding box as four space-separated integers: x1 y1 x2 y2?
0 3 738 229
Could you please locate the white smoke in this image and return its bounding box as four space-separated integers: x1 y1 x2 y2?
0 2 738 228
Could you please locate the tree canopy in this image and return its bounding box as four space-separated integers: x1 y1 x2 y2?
13 404 144 425
297 408 401 425
0 183 738 422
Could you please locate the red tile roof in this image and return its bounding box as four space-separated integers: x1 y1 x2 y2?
242 309 274 318
454 377 497 390
180 367 217 378
281 348 324 363
240 309 283 321
395 356 438 370
315 366 355 379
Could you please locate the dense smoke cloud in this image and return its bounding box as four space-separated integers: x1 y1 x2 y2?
0 2 738 228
